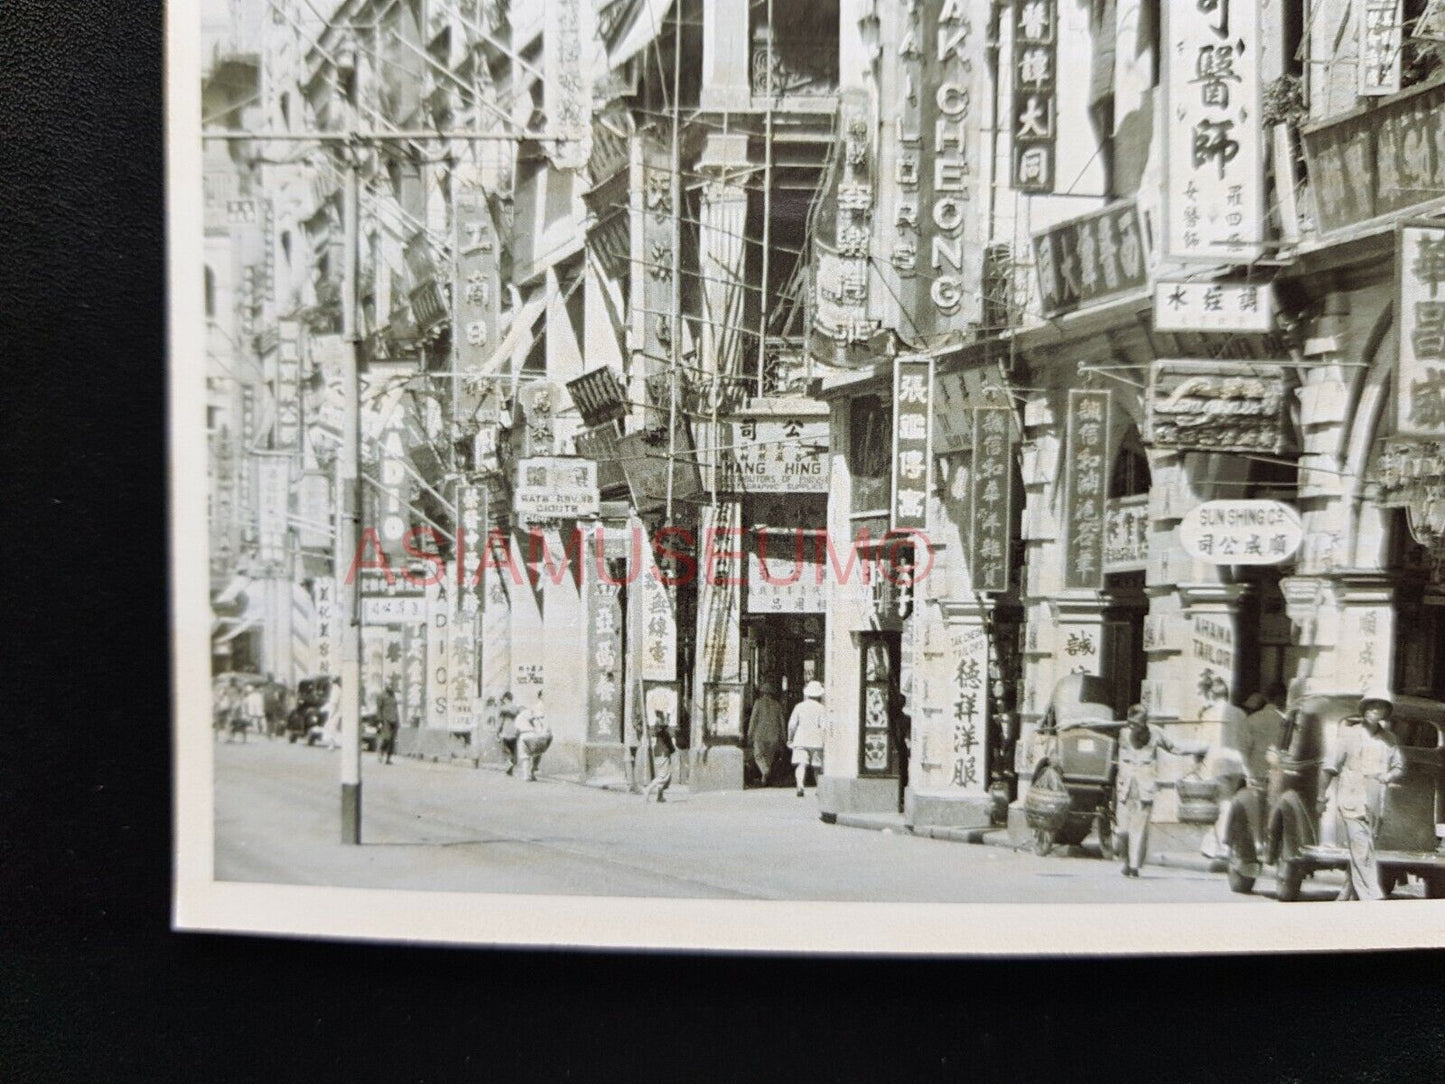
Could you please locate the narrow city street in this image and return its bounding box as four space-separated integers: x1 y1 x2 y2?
214 741 1323 904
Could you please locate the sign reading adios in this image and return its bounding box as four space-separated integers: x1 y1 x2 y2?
1178 500 1302 565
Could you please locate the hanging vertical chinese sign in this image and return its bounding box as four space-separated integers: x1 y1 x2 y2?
891 355 935 532
452 185 501 427
970 400 1013 593
274 320 302 452
1011 0 1057 192
1398 222 1445 439
544 0 592 171
586 574 624 743
1359 0 1403 97
1164 0 1262 261
1064 389 1111 590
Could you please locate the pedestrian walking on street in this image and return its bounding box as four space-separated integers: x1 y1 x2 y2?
644 709 676 803
1320 689 1405 901
787 680 828 798
241 683 266 743
322 677 343 750
376 683 399 765
496 691 521 775
516 689 552 782
748 682 785 786
1115 705 1208 877
1200 676 1247 860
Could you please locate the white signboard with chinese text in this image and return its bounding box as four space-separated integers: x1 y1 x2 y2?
728 417 829 493
359 595 427 624
515 457 600 522
746 547 827 614
256 456 290 568
1178 500 1302 565
1164 0 1262 261
1153 280 1275 333
891 355 934 531
1397 223 1445 439
1359 0 1403 97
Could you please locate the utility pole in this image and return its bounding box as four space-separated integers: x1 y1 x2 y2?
338 144 363 844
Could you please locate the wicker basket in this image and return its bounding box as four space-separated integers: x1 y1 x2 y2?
1025 787 1073 831
1177 797 1221 825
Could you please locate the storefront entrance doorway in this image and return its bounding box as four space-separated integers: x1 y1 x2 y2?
1101 572 1147 718
743 613 825 786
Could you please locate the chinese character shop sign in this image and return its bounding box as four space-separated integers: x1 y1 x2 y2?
1146 360 1289 454
1165 0 1262 260
586 576 623 742
1064 389 1111 590
1359 1 1403 97
1178 500 1303 565
1153 280 1274 333
1398 223 1445 439
1012 0 1057 192
970 402 1013 593
452 186 501 426
1032 201 1148 319
891 356 935 531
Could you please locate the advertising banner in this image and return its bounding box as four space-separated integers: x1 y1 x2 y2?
1011 0 1057 192
452 185 501 427
1063 389 1111 591
640 543 676 682
585 575 624 743
515 457 600 522
1397 223 1445 439
1153 280 1274 333
1033 201 1148 318
1146 360 1289 454
969 403 1013 593
1163 0 1262 260
891 355 934 532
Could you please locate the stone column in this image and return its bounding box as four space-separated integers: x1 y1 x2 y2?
701 0 752 111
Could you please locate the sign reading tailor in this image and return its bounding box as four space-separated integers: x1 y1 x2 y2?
1397 223 1445 439
1359 0 1403 97
1164 0 1262 261
586 577 623 743
515 457 599 523
969 404 1013 593
891 355 935 531
727 417 829 493
452 185 501 426
1011 0 1057 192
1063 389 1111 590
1178 500 1303 565
1146 360 1289 454
1033 200 1148 318
1153 280 1274 333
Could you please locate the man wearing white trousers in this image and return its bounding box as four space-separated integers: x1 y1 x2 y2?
1114 705 1208 877
1320 689 1405 901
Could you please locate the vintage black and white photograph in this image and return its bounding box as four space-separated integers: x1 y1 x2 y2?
171 0 1445 952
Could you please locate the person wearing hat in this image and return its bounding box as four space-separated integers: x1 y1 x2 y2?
747 681 786 786
643 708 677 803
1115 704 1208 878
787 680 828 798
1319 688 1405 900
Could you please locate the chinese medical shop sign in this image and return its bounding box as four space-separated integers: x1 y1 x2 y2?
1397 223 1445 439
1164 0 1263 261
891 356 935 531
1064 389 1111 591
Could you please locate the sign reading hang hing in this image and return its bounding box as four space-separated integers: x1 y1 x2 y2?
1397 223 1445 440
1163 0 1263 261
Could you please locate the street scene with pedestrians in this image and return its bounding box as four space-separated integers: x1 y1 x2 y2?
197 0 1445 920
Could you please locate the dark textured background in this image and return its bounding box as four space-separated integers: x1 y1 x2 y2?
0 2 1441 1079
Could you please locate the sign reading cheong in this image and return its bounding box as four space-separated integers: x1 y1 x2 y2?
1033 201 1148 318
515 457 600 522
1146 360 1289 454
1178 500 1303 565
1397 223 1445 440
891 356 934 532
1163 0 1263 261
1063 389 1110 591
1011 0 1057 192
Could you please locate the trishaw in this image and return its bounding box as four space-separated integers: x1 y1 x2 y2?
1023 673 1123 857
1222 692 1445 900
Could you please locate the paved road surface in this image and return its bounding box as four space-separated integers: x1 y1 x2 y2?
215 740 1347 904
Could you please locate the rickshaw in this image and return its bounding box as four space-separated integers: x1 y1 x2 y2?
1222 692 1445 900
1023 673 1123 856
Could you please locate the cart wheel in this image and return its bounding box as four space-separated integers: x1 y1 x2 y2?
1378 869 1399 898
1274 810 1305 902
1096 815 1114 861
1032 828 1056 857
1422 872 1445 899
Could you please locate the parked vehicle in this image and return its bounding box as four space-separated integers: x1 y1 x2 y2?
1024 673 1122 856
1223 692 1445 900
284 676 380 751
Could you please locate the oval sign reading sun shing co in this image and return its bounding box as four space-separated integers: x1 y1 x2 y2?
1177 500 1303 565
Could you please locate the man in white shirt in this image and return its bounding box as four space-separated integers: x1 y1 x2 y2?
1320 689 1406 901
